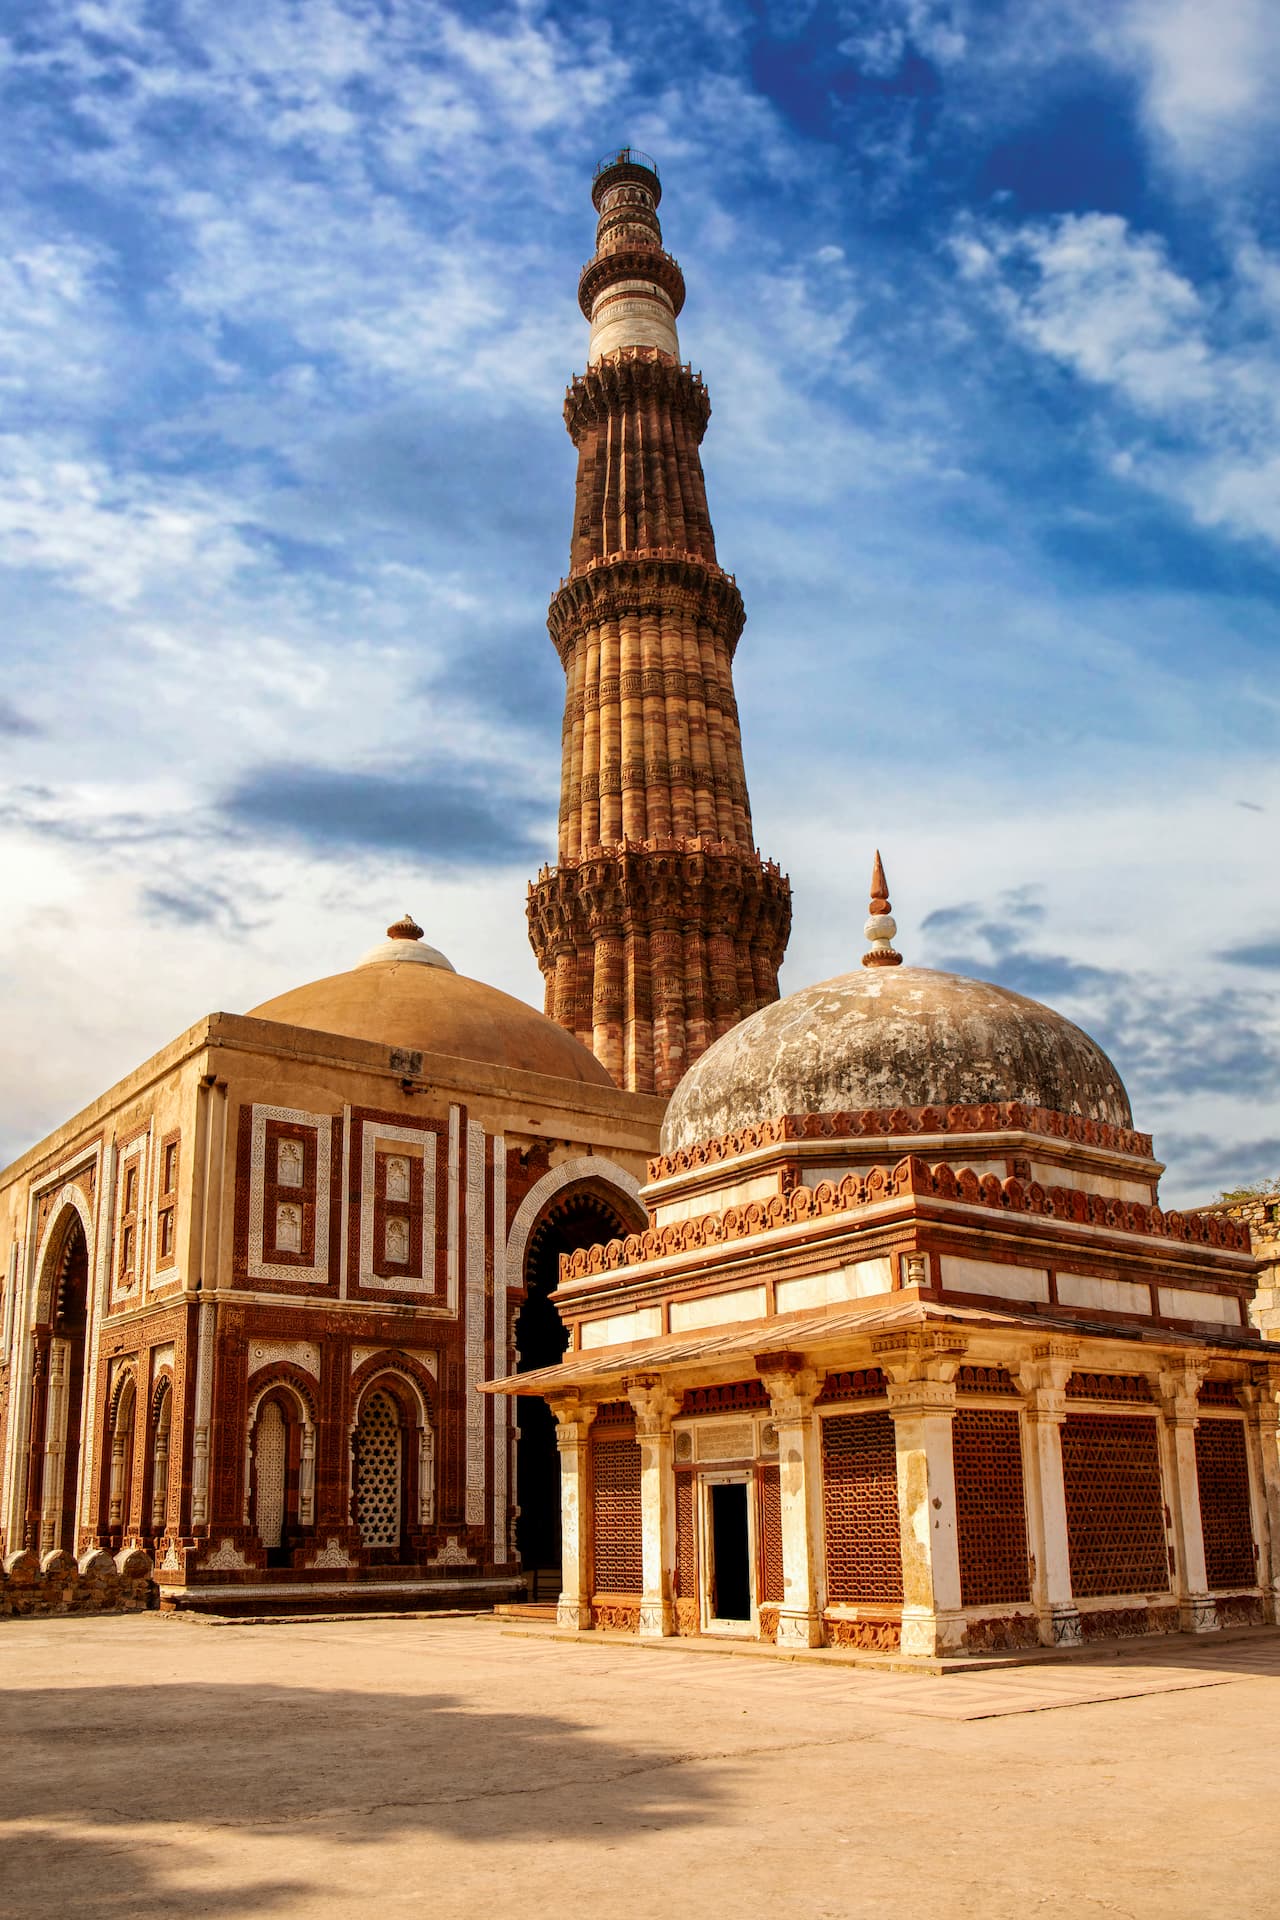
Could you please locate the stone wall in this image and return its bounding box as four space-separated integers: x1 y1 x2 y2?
1 1547 155 1618
1200 1196 1280 1337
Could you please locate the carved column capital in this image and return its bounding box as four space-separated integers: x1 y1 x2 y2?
625 1373 681 1434
755 1356 821 1422
549 1393 597 1447
872 1329 966 1387
1158 1361 1207 1428
1020 1339 1081 1397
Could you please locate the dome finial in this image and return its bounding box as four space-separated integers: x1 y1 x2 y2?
387 912 424 942
862 851 903 968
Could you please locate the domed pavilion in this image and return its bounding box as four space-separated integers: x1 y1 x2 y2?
485 860 1280 1660
0 913 661 1614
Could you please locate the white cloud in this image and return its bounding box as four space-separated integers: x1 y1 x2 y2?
956 210 1280 547
1113 0 1280 181
0 435 257 608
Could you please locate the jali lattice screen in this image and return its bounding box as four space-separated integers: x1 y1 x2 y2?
758 1464 784 1605
821 1409 903 1604
591 1424 642 1594
675 1473 696 1597
953 1408 1031 1606
1061 1413 1168 1597
1194 1418 1255 1591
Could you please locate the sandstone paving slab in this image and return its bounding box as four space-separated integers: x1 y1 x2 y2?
0 1614 1273 1920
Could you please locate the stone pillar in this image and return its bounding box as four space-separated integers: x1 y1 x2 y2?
299 1425 316 1529
1020 1346 1082 1648
885 1376 965 1658
627 1375 680 1638
1159 1365 1216 1633
40 1338 68 1556
758 1362 824 1648
550 1394 596 1631
150 1424 170 1532
24 1327 51 1552
1241 1367 1280 1624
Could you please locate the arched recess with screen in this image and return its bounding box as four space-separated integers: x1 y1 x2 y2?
514 1178 645 1595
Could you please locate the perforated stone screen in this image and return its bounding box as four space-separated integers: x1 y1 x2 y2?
953 1408 1030 1606
591 1426 642 1594
675 1473 696 1597
758 1465 784 1605
356 1390 402 1550
1195 1418 1255 1591
1062 1413 1168 1597
821 1409 903 1604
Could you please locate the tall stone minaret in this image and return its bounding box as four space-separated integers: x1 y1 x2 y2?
528 148 791 1096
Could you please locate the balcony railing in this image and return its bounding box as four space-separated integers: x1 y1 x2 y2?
593 146 659 182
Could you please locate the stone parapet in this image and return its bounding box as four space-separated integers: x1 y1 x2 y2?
1 1546 154 1618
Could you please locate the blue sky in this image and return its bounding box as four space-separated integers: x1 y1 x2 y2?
1 0 1277 1201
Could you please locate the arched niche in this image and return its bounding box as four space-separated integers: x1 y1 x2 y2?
508 1167 646 1594
350 1369 434 1562
34 1208 91 1556
147 1375 173 1539
105 1367 138 1548
246 1376 315 1564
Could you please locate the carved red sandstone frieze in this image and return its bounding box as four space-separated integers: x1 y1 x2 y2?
647 1101 1154 1182
561 1151 1251 1281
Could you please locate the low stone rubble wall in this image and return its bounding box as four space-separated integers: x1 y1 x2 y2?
1 1547 155 1617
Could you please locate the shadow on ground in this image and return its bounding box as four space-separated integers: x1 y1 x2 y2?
0 1681 729 1913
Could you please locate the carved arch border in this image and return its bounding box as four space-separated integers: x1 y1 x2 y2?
505 1156 645 1286
244 1367 318 1534
32 1187 95 1324
349 1349 437 1423
349 1353 437 1532
246 1363 318 1427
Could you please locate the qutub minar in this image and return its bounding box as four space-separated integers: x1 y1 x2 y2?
527 149 791 1095
0 151 1277 1653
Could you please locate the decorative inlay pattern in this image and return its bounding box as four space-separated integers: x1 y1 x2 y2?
649 1102 1154 1181
681 1380 768 1415
246 1105 331 1287
564 1152 1246 1281
818 1368 887 1403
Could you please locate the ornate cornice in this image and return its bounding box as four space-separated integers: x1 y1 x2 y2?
578 247 686 320
528 840 792 951
547 551 745 663
559 1151 1251 1282
647 1101 1155 1182
564 352 711 443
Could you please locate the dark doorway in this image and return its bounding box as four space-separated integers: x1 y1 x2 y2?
710 1480 751 1622
51 1218 89 1555
515 1183 643 1597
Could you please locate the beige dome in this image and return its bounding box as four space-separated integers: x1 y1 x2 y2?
661 965 1132 1154
249 915 613 1088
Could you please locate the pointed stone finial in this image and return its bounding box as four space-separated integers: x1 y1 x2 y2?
862 852 902 968
386 912 423 942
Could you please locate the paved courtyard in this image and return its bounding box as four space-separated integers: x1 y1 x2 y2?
2 1615 1277 1919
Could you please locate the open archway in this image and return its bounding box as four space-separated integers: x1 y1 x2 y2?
514 1180 645 1596
46 1213 89 1554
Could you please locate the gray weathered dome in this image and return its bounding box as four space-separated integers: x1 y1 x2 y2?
661 965 1132 1154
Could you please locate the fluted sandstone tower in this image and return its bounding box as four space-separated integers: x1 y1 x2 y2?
528 149 791 1095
